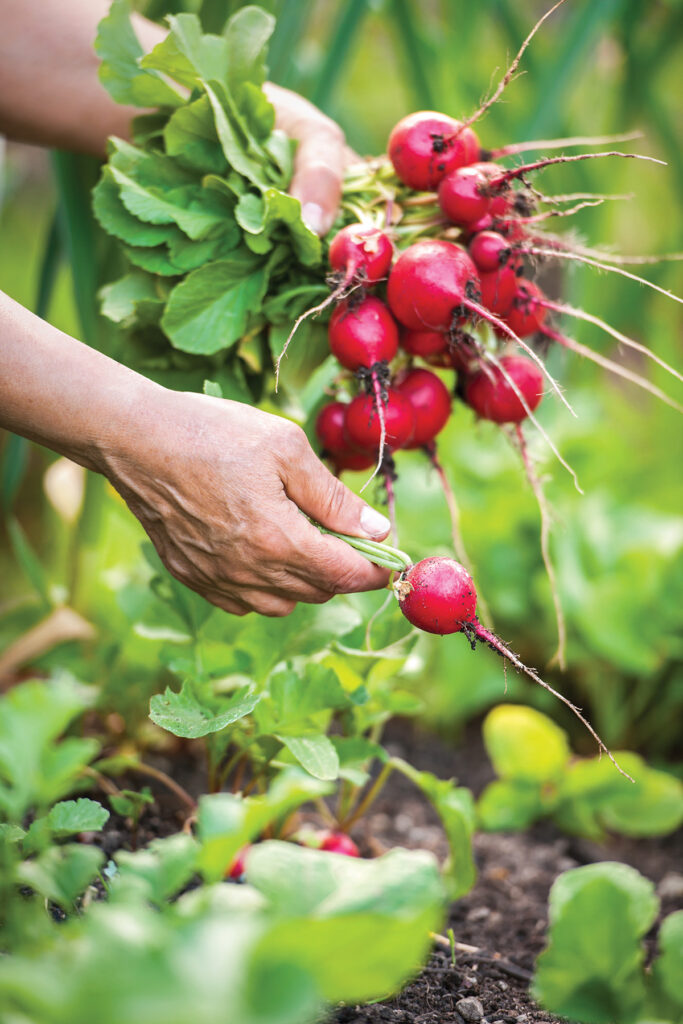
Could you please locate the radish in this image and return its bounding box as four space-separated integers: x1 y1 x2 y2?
479 264 520 317
330 449 375 474
395 368 451 448
400 327 448 358
275 224 393 386
387 239 480 332
438 163 511 228
328 295 399 371
465 354 544 424
316 830 360 857
315 401 351 456
393 554 631 780
328 223 393 284
388 110 480 191
344 388 415 452
504 278 549 338
468 230 514 272
226 845 250 880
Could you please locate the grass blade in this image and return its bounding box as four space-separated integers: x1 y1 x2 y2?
311 0 371 112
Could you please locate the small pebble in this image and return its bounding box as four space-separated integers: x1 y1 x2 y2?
496 980 509 992
657 872 683 901
456 996 485 1021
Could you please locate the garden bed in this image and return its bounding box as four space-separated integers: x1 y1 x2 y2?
88 718 682 1024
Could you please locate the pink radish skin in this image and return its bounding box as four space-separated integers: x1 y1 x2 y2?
388 111 480 191
400 327 449 358
438 163 511 227
469 230 515 272
505 279 548 338
227 845 250 880
345 389 415 452
398 557 477 634
315 402 351 456
387 239 480 331
396 368 452 448
329 296 399 370
328 224 394 284
317 831 360 857
465 355 544 424
479 265 519 317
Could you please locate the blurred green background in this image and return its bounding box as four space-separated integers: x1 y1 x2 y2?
1 0 681 759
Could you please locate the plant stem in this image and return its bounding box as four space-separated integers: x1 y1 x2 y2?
340 760 394 829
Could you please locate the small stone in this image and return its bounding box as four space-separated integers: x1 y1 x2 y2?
496 980 509 992
658 872 683 901
456 997 485 1021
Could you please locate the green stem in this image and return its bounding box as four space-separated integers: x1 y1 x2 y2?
340 760 395 830
316 525 412 572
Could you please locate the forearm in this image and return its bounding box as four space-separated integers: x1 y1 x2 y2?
0 290 158 472
0 0 164 156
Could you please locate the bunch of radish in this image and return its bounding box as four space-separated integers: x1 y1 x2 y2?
276 0 681 763
282 0 682 678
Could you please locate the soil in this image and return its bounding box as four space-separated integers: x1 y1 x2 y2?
90 718 683 1024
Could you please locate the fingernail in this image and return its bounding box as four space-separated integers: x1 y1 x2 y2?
360 505 391 538
301 202 325 235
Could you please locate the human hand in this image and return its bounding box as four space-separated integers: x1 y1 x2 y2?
102 389 391 616
265 82 353 237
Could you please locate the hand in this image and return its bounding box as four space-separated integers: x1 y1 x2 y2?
102 390 392 616
265 82 353 237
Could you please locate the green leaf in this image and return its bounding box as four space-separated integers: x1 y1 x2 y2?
0 675 97 822
223 6 275 94
163 95 228 175
6 516 52 610
122 243 181 276
267 664 353 726
109 787 154 819
99 271 163 325
248 842 444 1002
533 862 658 1024
203 82 270 187
277 734 340 781
236 188 321 265
483 705 571 783
553 752 683 840
114 834 198 905
149 682 260 739
17 844 104 910
197 770 332 881
141 13 229 89
393 760 476 898
203 379 223 398
48 798 110 836
108 165 231 241
166 228 240 272
650 911 683 1018
92 167 177 248
477 779 546 831
95 0 183 108
160 256 268 354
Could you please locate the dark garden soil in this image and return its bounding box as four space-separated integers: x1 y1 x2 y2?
91 718 683 1024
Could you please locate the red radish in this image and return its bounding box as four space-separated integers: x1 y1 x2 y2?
438 163 510 228
465 354 544 423
345 388 415 452
328 223 393 284
505 279 548 338
395 555 630 780
330 450 375 474
400 327 448 358
315 402 350 456
387 239 480 331
388 110 480 191
479 265 519 317
328 295 399 370
398 556 477 634
317 830 360 857
396 368 451 448
468 230 514 272
226 845 250 880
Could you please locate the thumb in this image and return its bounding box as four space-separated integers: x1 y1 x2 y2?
283 443 391 540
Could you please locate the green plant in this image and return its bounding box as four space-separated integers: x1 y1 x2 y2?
477 704 683 840
533 862 683 1024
